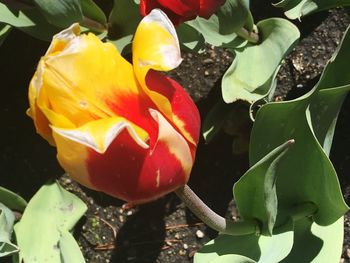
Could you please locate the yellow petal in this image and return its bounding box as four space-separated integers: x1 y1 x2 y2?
37 23 141 128
133 9 182 74
52 117 149 154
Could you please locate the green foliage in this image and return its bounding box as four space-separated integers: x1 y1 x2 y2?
80 0 107 25
234 140 294 235
196 19 350 263
222 18 300 103
108 0 141 53
0 186 26 257
249 27 350 227
280 217 343 262
0 3 61 40
274 0 350 19
33 0 83 28
14 181 87 263
0 186 27 212
185 0 252 49
194 219 294 263
0 23 11 46
0 203 19 257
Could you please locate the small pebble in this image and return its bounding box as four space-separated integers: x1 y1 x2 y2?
179 249 186 256
196 230 204 239
183 243 188 250
203 58 214 64
174 233 181 239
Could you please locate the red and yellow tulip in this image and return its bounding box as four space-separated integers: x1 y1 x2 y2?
27 9 200 204
140 0 226 25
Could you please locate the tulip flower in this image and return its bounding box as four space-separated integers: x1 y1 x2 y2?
27 9 200 204
140 0 226 25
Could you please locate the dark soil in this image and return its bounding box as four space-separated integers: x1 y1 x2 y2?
0 3 349 263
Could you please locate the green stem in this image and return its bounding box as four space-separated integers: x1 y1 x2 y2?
175 185 260 236
175 185 318 236
236 26 259 44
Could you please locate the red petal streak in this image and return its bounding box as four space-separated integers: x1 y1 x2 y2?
105 92 159 146
86 129 187 203
145 70 200 150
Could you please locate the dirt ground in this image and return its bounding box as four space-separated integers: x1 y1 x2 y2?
0 3 349 263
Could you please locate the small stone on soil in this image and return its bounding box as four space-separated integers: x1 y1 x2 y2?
196 230 205 239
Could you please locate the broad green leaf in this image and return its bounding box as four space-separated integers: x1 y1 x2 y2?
274 0 350 19
108 0 141 53
249 26 350 226
0 3 60 40
59 230 85 263
280 217 344 262
222 18 300 103
0 203 18 257
0 186 27 212
14 181 87 263
234 140 294 235
33 0 83 28
186 0 252 48
0 23 11 46
194 220 294 263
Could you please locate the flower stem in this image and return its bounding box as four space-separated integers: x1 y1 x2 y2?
175 185 260 236
236 25 259 44
175 185 318 236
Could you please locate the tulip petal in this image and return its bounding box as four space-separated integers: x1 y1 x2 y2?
145 70 200 149
133 9 200 147
157 0 198 16
53 117 149 154
133 9 182 75
35 23 141 129
52 117 149 191
62 109 194 203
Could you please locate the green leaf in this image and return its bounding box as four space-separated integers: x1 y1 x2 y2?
234 140 294 235
0 23 11 46
274 0 350 19
14 181 87 263
249 26 350 227
0 3 61 40
202 100 233 142
186 0 252 48
280 217 344 262
108 0 141 53
176 23 205 52
33 0 83 28
59 230 86 263
194 220 294 263
222 18 300 103
0 186 27 212
0 203 19 257
80 0 107 25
